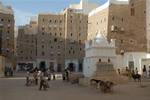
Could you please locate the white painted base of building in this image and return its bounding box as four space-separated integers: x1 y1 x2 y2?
116 52 150 74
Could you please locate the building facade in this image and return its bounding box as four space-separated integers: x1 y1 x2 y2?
63 8 88 72
0 2 14 73
37 13 65 72
17 19 37 71
88 0 147 54
36 9 88 72
84 0 150 75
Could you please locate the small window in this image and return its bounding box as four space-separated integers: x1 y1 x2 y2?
42 52 45 56
99 59 101 62
73 50 75 54
49 20 52 23
58 53 61 56
1 19 4 22
42 19 45 22
69 50 71 54
122 18 124 22
60 33 62 36
42 45 44 48
51 46 53 49
42 27 45 30
55 20 57 23
112 16 115 20
79 40 81 44
80 48 82 51
30 57 32 59
8 19 11 22
121 40 123 43
42 32 45 35
71 33 73 36
131 8 135 16
60 20 62 23
54 38 57 42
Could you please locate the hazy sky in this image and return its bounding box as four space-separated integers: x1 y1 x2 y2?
1 0 107 26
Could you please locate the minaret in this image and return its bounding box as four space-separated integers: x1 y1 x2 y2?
80 0 88 13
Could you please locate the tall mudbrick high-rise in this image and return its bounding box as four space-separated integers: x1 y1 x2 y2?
0 2 14 72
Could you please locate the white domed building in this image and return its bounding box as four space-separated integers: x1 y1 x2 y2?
83 32 117 77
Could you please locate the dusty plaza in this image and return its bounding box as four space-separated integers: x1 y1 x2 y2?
0 75 150 100
1 0 150 100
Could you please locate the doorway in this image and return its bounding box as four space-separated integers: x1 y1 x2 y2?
39 61 46 71
68 63 75 72
128 61 134 71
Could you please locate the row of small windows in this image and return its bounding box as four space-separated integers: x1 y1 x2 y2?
112 16 124 22
0 18 11 22
42 19 63 23
41 51 62 56
20 50 33 54
42 27 63 31
120 39 136 44
41 45 61 49
20 57 33 60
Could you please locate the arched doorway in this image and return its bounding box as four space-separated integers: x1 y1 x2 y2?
39 61 46 71
68 63 75 72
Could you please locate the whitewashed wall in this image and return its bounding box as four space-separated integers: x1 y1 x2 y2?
116 52 148 74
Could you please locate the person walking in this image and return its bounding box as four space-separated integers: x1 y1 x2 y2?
143 65 147 78
33 71 38 85
26 71 30 86
135 67 138 75
38 71 45 90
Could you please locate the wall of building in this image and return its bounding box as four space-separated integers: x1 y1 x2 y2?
146 0 150 52
0 2 14 69
37 13 65 71
88 0 147 55
116 52 149 74
17 21 37 70
88 2 109 41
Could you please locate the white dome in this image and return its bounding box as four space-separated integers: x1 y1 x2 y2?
95 32 106 43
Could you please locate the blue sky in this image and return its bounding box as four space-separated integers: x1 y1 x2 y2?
1 0 107 26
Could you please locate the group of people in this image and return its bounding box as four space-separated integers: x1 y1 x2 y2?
4 66 13 77
142 65 150 78
118 66 150 79
26 67 56 91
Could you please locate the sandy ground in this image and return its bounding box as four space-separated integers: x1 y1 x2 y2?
0 77 150 100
